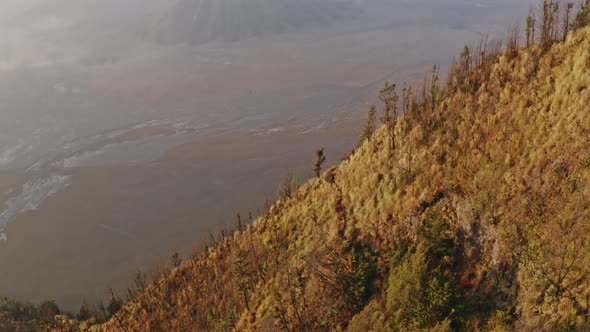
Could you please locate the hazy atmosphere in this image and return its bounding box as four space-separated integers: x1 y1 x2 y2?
0 0 531 311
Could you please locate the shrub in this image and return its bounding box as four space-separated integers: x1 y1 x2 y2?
77 302 92 321
0 297 60 323
386 241 456 329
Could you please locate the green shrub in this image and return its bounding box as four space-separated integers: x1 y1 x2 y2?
36 300 60 323
386 241 456 329
0 297 60 323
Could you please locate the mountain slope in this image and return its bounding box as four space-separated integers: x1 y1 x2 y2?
84 25 590 331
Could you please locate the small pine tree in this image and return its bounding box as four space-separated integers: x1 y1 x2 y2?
359 105 377 145
507 23 521 58
313 148 326 178
106 289 122 318
459 46 471 73
234 248 254 311
77 301 92 321
540 0 559 48
526 8 536 47
379 82 399 125
126 270 148 300
171 252 182 268
456 46 472 92
402 83 412 115
564 2 574 41
430 65 440 112
278 173 300 201
379 82 399 152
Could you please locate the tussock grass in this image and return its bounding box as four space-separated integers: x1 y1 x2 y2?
86 26 590 332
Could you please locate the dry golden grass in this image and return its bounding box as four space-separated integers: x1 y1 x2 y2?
76 26 590 331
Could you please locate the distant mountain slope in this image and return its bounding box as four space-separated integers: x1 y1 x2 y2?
88 24 590 331
150 0 363 44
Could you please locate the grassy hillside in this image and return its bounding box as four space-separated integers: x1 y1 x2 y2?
2 3 589 331
84 23 590 331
